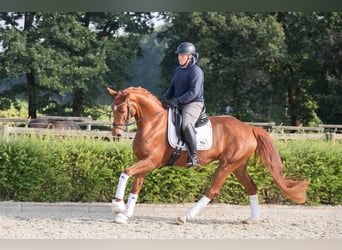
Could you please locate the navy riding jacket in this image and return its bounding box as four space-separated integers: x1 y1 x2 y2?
162 53 204 105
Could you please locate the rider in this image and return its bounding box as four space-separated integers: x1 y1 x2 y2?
160 42 205 167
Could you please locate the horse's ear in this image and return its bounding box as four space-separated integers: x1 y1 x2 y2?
122 92 130 99
107 87 118 97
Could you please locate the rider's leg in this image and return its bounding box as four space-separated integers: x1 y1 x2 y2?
181 102 203 167
182 123 199 166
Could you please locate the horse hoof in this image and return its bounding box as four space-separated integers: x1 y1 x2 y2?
112 200 126 214
242 218 259 224
114 213 129 224
176 216 186 225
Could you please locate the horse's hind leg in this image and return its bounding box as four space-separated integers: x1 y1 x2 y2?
233 163 260 223
177 158 248 224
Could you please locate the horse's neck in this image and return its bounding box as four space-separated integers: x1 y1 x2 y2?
133 98 165 132
134 96 161 118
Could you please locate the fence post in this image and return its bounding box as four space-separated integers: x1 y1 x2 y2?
330 132 336 144
326 132 337 144
1 124 9 140
86 116 92 131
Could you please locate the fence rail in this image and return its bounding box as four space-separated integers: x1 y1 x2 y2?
0 125 136 141
1 116 341 142
0 116 112 131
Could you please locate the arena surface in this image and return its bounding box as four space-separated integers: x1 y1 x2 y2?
0 202 341 239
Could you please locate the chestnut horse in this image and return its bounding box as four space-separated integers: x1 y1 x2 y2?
107 86 308 224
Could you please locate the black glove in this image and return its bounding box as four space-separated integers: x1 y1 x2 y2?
160 97 170 108
160 97 177 109
168 99 178 108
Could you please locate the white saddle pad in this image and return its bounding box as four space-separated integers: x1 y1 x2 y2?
167 108 212 151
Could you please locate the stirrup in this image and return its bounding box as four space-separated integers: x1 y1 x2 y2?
186 156 200 167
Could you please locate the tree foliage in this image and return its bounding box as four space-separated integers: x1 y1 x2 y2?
159 12 341 125
0 12 156 118
1 12 341 125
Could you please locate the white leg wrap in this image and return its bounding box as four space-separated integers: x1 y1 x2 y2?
186 195 211 220
112 199 126 214
124 193 138 218
115 173 129 199
249 194 260 221
114 213 129 224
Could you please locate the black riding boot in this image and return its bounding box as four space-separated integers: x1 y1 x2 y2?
183 124 200 167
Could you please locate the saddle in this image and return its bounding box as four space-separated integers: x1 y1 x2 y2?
172 105 209 140
166 106 212 166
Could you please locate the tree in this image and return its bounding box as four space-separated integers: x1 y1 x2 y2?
315 12 342 124
1 12 38 118
158 12 341 125
36 13 110 117
159 12 287 121
124 27 168 96
0 12 157 118
272 12 342 126
0 12 107 118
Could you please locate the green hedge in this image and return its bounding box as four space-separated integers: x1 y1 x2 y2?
0 134 341 205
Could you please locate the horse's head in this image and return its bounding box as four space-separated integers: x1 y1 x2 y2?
107 87 133 138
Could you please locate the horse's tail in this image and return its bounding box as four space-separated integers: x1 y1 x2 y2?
252 126 309 204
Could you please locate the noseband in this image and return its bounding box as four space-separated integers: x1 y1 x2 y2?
112 100 164 132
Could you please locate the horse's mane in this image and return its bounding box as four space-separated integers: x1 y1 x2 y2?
124 86 160 103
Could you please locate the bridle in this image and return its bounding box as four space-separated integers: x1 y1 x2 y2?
112 100 133 132
112 100 164 132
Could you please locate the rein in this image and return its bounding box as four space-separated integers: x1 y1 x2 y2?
112 100 164 132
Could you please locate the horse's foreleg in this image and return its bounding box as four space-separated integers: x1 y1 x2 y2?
124 173 146 218
233 164 260 223
113 173 146 224
112 172 130 215
112 159 154 211
113 158 157 224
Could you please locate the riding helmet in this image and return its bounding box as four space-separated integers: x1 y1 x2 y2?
175 42 196 55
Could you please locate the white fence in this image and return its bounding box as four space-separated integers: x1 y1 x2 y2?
1 116 341 142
